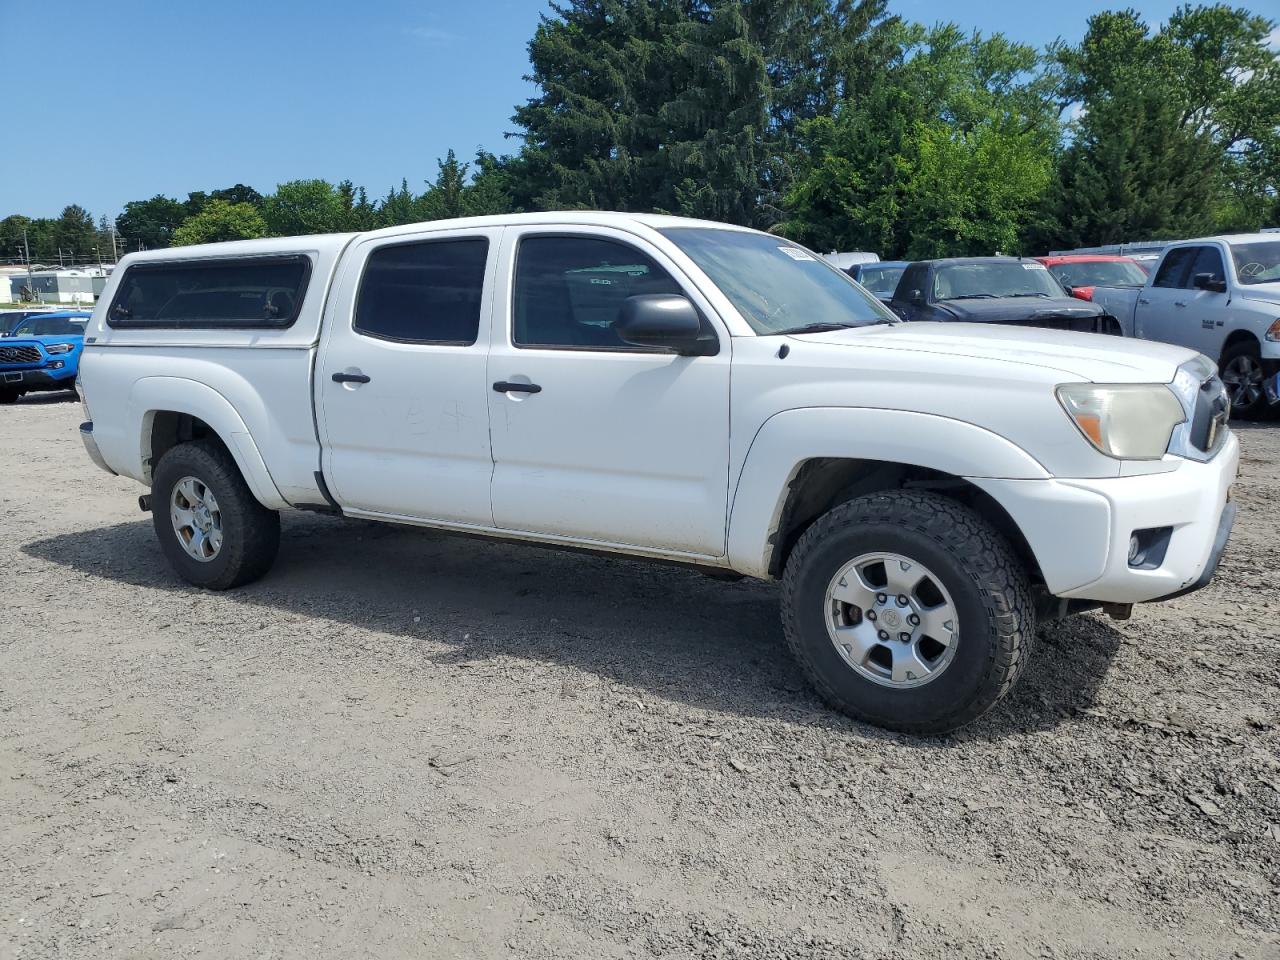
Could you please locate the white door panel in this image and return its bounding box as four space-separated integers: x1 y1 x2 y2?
487 226 732 557
316 229 501 524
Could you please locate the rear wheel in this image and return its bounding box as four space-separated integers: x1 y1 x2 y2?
1219 341 1272 420
151 439 280 590
781 491 1034 735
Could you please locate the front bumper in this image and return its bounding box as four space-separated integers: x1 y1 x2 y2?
79 421 116 475
974 433 1240 604
1 365 77 389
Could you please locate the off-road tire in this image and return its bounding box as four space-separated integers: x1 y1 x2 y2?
0 389 21 404
151 439 280 590
781 490 1034 735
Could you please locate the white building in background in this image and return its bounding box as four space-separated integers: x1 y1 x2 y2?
8 267 112 304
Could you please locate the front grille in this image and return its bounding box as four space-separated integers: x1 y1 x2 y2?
1189 375 1230 455
0 345 40 364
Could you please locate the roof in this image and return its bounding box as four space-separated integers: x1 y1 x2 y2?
1164 232 1280 247
1036 254 1137 265
116 212 768 266
915 257 1036 267
858 260 909 268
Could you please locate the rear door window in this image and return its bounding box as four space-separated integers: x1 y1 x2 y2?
108 256 311 328
354 238 489 345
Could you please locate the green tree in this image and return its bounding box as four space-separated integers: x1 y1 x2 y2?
171 200 268 246
1043 5 1280 242
116 195 187 251
261 179 345 237
50 205 98 262
779 23 1056 256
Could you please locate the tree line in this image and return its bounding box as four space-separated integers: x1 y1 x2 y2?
3 1 1277 266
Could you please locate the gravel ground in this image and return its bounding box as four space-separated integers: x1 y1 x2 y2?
2 394 1278 960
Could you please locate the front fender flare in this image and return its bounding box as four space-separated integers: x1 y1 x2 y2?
130 377 287 510
726 407 1050 578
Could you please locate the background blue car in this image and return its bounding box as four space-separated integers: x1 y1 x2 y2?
0 310 91 404
847 260 909 301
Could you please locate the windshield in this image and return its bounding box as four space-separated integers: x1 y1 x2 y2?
12 316 87 337
855 264 905 296
1230 241 1280 285
1049 260 1147 289
934 262 1065 300
659 227 897 334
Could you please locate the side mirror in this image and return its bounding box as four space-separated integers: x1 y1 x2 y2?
616 295 715 356
1192 272 1227 293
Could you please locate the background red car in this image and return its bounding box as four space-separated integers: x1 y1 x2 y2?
1035 255 1149 301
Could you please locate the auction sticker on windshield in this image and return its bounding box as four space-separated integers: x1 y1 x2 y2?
779 247 817 261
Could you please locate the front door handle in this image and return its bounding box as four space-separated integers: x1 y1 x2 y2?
493 380 542 394
1174 301 1187 308
1138 297 1150 305
332 371 371 384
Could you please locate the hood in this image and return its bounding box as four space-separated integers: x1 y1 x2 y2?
792 321 1197 383
935 297 1104 323
1238 285 1280 309
3 333 85 347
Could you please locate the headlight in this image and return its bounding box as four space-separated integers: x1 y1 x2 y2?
45 342 75 355
1056 383 1186 460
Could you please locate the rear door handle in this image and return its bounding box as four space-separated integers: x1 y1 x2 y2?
1138 298 1150 305
332 372 371 384
493 380 542 394
1174 301 1187 308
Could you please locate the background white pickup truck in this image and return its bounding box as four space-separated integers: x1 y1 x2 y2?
78 212 1238 735
1092 233 1280 418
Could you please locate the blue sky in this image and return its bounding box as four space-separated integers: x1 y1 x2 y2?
1 0 1194 220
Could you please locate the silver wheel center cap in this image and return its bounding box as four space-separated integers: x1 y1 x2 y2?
880 608 901 629
194 504 212 530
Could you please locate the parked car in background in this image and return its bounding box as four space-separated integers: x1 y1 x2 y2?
77 213 1237 735
0 311 90 403
0 307 58 335
1035 255 1148 302
888 257 1119 333
1091 233 1280 418
847 260 908 302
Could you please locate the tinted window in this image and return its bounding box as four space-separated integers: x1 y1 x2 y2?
1049 260 1147 288
108 256 310 328
1187 246 1225 284
1152 248 1197 288
855 264 906 296
514 236 684 349
660 227 895 333
355 238 488 344
933 262 1063 299
12 316 88 337
896 264 929 302
1230 241 1280 285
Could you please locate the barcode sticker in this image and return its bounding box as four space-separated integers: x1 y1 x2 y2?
779 247 816 261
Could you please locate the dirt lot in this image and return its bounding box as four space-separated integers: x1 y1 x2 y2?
1 395 1278 960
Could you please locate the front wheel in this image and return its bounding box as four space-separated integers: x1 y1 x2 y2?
151 439 280 590
781 491 1034 735
1219 341 1273 420
0 388 21 404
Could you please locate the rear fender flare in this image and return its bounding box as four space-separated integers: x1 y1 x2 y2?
130 376 287 510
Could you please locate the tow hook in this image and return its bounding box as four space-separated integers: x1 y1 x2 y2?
1101 602 1133 621
138 494 152 513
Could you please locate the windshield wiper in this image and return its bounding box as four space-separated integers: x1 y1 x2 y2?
944 294 997 300
1006 292 1052 298
774 321 859 335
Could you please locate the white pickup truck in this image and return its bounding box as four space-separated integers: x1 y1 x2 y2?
1092 233 1280 419
77 212 1238 735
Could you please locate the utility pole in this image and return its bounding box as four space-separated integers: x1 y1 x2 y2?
23 228 34 303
